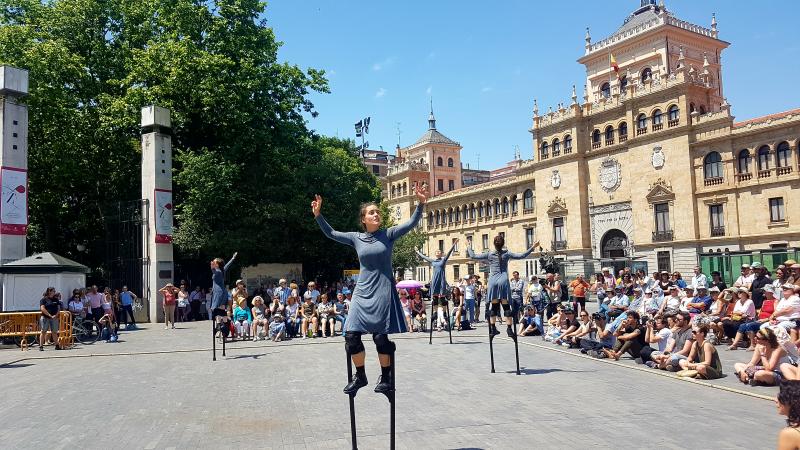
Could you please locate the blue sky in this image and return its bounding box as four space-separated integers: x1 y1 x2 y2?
267 1 800 171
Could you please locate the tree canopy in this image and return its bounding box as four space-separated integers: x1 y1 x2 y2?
0 0 379 282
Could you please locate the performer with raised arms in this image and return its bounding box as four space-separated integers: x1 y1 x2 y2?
312 182 427 450
210 252 237 360
467 235 538 374
415 241 457 344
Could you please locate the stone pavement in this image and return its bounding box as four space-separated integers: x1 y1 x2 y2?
0 319 786 449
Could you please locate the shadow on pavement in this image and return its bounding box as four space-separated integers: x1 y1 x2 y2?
505 367 587 375
0 362 34 368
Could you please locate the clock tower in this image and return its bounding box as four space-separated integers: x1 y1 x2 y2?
141 106 174 323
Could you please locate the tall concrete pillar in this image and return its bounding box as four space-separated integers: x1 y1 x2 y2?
0 66 29 265
141 106 174 323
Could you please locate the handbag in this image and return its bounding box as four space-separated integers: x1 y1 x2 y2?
676 369 699 378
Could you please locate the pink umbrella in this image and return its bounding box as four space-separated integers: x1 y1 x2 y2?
396 280 423 289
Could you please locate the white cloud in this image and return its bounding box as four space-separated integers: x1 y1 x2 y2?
372 57 396 71
426 85 432 95
481 86 493 93
375 88 387 98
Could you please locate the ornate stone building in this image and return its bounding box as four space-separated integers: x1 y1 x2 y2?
384 1 799 282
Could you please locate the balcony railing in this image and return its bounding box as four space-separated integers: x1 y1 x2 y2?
563 146 572 154
736 172 752 182
619 134 628 143
552 240 568 250
758 169 772 179
652 230 674 242
605 138 614 146
703 177 723 187
711 226 726 237
636 127 647 136
777 166 793 176
552 148 560 157
668 118 679 127
591 141 601 149
652 123 663 131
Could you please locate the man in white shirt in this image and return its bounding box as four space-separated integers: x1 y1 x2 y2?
734 264 754 290
690 266 708 290
762 284 800 331
462 275 476 323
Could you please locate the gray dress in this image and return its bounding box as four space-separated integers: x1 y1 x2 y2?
211 256 236 309
466 247 536 302
415 244 456 296
316 203 424 334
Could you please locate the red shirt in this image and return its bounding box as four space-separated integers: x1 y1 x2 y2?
163 291 176 305
758 299 775 320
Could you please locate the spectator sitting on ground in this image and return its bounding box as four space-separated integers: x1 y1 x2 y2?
679 286 695 312
734 327 790 386
519 305 543 337
317 294 335 338
640 315 673 364
607 286 629 319
627 286 645 316
300 294 318 339
728 287 774 350
660 286 682 315
644 288 662 316
269 313 286 342
559 309 593 348
251 296 270 341
232 303 250 340
411 292 426 331
651 311 694 371
582 313 616 358
677 324 723 379
98 295 117 342
603 311 645 361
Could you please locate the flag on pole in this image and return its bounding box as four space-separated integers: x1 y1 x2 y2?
363 117 370 134
610 53 619 77
355 120 363 137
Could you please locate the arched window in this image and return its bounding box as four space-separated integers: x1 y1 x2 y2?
478 202 484 218
510 195 518 213
600 82 611 98
447 157 454 168
618 122 628 138
637 113 648 130
703 151 722 179
437 156 443 166
453 207 459 223
737 149 751 173
620 76 628 91
552 138 561 156
564 135 572 152
391 185 396 198
592 129 601 143
461 205 468 221
402 182 407 195
441 210 447 225
486 200 493 217
502 197 509 215
641 67 652 83
758 145 771 171
435 210 440 225
469 204 476 220
523 189 534 210
776 141 791 168
605 125 614 144
652 109 663 126
494 199 500 215
699 105 706 114
427 212 434 227
690 103 696 113
449 208 454 223
540 141 549 159
668 105 679 122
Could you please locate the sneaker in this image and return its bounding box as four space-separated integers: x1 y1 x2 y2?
645 361 657 369
374 374 394 394
560 342 570 348
252 338 258 342
343 372 368 395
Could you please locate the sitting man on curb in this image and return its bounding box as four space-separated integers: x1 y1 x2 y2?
518 305 544 337
603 311 645 360
649 311 694 370
581 313 616 357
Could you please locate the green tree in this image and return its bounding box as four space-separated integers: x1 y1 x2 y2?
380 202 426 279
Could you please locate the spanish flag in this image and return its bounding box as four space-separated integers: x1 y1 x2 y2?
610 53 619 76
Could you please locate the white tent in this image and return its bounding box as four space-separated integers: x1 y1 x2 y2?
0 252 89 311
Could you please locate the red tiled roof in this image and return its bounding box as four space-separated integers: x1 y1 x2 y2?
733 107 800 128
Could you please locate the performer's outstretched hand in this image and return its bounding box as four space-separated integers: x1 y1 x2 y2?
311 194 323 217
530 240 540 251
414 182 429 204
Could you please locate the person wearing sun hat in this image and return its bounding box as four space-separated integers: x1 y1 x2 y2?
760 283 800 332
735 264 754 290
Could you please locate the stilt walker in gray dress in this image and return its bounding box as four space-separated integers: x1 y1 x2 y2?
312 182 427 450
210 252 237 361
467 236 538 374
415 241 457 344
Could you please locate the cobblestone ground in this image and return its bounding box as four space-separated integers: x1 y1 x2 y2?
0 317 784 449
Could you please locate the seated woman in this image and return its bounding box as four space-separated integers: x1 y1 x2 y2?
269 294 284 316
729 289 776 351
284 296 301 338
677 325 723 379
398 289 413 332
721 288 754 342
269 313 286 342
317 294 336 338
251 296 270 341
518 305 544 337
559 310 592 348
546 306 576 343
734 327 790 386
98 297 118 342
299 294 318 339
232 304 250 340
704 287 729 341
410 292 426 332
450 286 464 331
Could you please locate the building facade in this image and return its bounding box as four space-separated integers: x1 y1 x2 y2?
385 1 799 283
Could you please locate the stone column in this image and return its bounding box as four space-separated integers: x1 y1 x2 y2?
0 66 29 264
141 106 174 323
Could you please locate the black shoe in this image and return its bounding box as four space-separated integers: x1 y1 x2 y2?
507 327 516 339
39 346 44 351
343 372 368 395
374 374 394 394
489 325 500 336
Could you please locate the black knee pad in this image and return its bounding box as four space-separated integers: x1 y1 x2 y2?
218 320 230 337
501 302 512 316
373 333 396 355
344 332 365 355
490 302 501 317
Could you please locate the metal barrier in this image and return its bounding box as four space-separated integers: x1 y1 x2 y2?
0 311 72 350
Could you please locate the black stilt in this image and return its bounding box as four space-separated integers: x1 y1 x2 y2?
428 297 435 345
379 351 396 450
444 302 453 344
222 321 227 357
212 319 216 361
512 315 520 375
488 320 495 373
345 351 358 450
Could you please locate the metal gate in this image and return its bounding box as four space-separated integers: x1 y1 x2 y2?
103 199 149 322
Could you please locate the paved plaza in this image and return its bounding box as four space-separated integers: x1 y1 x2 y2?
0 319 785 450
